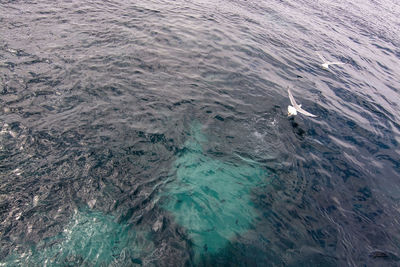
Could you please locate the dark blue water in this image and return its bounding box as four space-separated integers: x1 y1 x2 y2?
1 0 400 266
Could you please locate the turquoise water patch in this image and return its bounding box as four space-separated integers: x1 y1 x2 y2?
163 123 268 258
1 208 152 266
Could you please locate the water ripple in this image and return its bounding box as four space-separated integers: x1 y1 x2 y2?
1 0 400 265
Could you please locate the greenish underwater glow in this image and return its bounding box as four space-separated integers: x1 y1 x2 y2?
1 208 151 266
163 123 268 258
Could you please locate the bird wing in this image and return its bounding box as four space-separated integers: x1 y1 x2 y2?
328 62 346 65
327 61 345 65
316 52 326 62
288 87 317 117
296 106 317 117
287 87 298 107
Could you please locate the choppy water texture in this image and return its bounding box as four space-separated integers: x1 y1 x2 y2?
1 0 400 266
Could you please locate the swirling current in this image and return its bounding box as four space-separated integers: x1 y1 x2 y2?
1 0 400 266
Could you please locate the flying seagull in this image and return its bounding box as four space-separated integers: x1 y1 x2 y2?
317 52 345 70
287 88 317 117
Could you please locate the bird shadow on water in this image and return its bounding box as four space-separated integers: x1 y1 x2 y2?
289 117 306 140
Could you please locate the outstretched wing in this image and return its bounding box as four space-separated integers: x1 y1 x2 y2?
287 87 298 107
288 87 317 117
316 51 326 62
327 61 345 66
296 106 317 117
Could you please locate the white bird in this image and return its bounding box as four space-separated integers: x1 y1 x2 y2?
317 52 345 70
287 88 317 117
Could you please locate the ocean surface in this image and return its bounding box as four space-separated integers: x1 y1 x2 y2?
1 0 400 266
